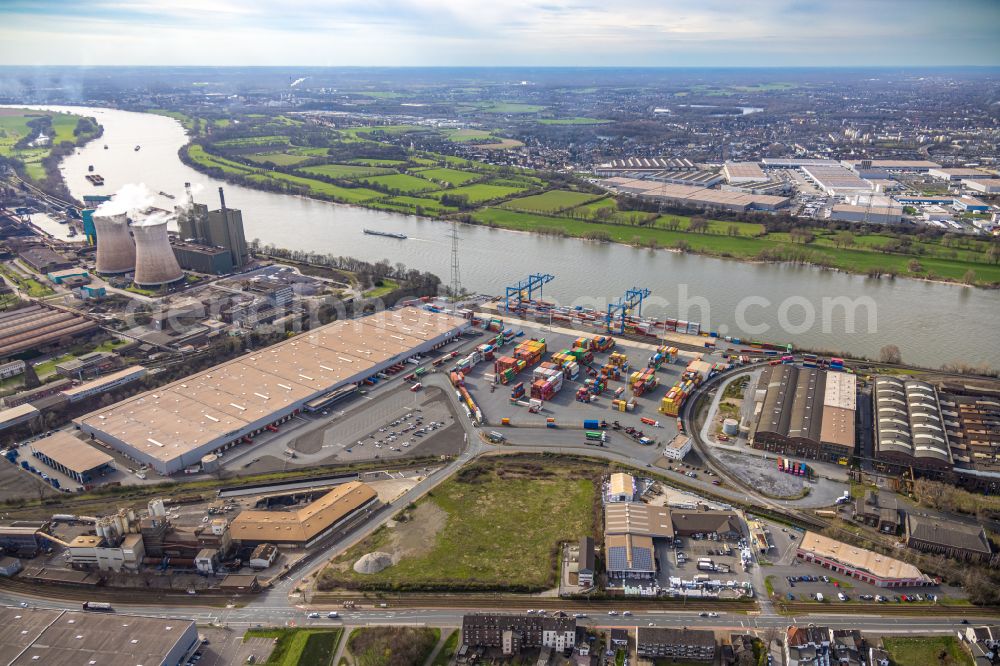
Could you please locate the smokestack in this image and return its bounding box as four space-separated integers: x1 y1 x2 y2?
185 182 194 206
218 186 227 213
94 212 136 274
133 217 184 286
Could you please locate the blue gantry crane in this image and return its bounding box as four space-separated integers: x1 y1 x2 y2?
606 287 651 334
504 273 555 311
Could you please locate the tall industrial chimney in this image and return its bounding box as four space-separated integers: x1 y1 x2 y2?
218 186 227 212
93 212 136 274
132 218 184 286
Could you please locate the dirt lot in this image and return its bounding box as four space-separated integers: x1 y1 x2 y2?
0 462 61 504
714 450 805 498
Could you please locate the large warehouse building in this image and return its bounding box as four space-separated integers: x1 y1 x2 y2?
749 366 856 463
801 165 874 197
74 307 468 474
873 376 952 477
230 481 379 548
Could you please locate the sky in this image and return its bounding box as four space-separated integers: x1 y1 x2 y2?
1 0 998 67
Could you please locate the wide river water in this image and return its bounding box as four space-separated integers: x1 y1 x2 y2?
19 105 1000 369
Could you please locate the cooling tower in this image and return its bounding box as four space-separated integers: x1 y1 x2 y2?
133 219 184 286
94 212 136 274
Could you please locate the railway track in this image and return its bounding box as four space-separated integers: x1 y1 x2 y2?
310 592 753 612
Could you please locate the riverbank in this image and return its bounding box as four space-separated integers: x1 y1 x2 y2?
175 120 1000 289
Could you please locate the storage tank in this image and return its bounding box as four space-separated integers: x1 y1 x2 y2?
132 218 184 286
200 454 219 473
94 212 136 274
723 419 739 436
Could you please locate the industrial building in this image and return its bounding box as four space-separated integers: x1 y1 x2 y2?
600 177 788 212
604 503 741 580
75 307 467 474
594 157 696 176
749 366 856 464
17 246 72 273
59 365 147 403
796 531 932 588
0 520 50 557
852 490 900 534
461 614 577 655
606 472 636 502
0 305 98 361
170 238 235 275
964 179 1000 195
843 159 940 172
904 515 992 563
928 167 992 181
230 481 379 547
722 161 766 184
873 377 952 476
29 431 115 485
941 388 1000 492
0 606 199 666
0 403 40 432
55 351 119 380
800 165 873 197
830 203 904 225
177 186 250 269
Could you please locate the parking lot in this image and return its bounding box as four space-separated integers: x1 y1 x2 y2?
194 628 275 666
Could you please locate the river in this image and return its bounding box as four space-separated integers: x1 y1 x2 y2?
16 105 1000 369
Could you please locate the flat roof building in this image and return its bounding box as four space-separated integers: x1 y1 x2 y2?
0 607 198 666
606 472 636 502
0 305 98 361
600 177 788 212
75 307 467 474
61 366 147 403
723 161 766 184
831 204 904 225
230 481 379 547
29 431 115 485
963 179 1000 195
797 531 931 588
928 167 991 181
801 165 873 197
0 404 40 432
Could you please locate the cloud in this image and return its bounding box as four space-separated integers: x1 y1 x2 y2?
1 0 998 66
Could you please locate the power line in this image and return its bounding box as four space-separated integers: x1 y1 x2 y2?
449 219 461 299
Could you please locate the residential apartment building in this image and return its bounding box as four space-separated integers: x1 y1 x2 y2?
636 627 716 662
461 614 576 656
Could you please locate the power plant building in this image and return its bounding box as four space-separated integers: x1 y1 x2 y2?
177 187 249 270
74 307 468 474
170 238 235 275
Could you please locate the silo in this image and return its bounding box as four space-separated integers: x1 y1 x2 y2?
132 218 184 286
723 418 739 436
200 453 219 473
148 498 166 518
94 212 136 274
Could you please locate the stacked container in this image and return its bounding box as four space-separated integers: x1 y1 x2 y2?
829 357 845 371
486 317 504 332
611 397 636 412
494 356 527 385
530 365 563 401
629 368 658 396
510 382 525 400
592 335 615 352
514 339 547 366
576 386 591 403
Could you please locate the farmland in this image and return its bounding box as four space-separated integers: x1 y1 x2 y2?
0 108 102 185
427 182 530 204
298 164 395 179
319 457 598 591
361 173 441 194
499 189 601 213
412 167 482 185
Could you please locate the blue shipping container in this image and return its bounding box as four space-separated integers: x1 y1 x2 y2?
583 419 600 430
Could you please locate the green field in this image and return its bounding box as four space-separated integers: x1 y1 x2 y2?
478 102 547 113
245 152 314 166
213 135 291 147
374 196 458 215
320 458 596 590
444 129 493 142
258 171 384 203
298 164 395 179
570 197 658 225
186 144 258 174
347 627 438 666
347 158 407 166
538 117 613 125
364 278 399 298
499 189 601 213
361 173 440 193
882 636 972 666
427 182 529 204
244 628 342 666
412 167 482 186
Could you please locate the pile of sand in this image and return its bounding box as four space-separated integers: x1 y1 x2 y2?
353 551 394 574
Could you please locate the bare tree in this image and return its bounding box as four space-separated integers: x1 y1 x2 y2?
878 344 902 365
